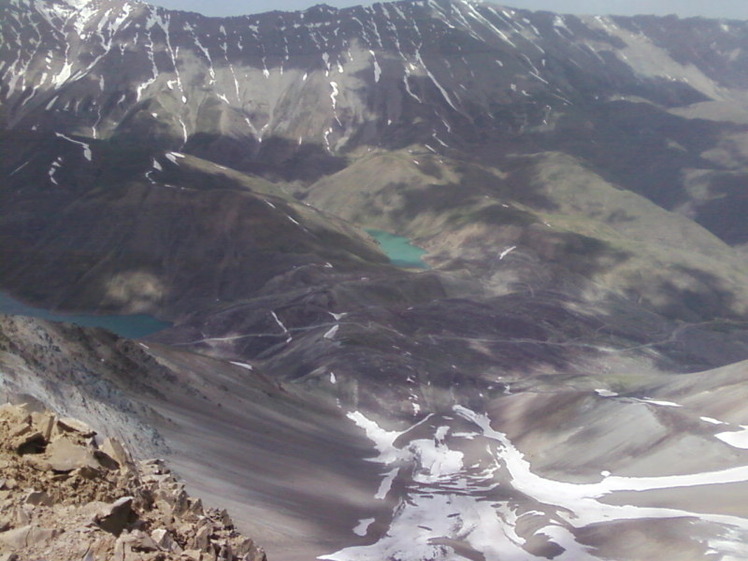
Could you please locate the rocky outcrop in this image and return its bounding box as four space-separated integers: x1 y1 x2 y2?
0 403 266 561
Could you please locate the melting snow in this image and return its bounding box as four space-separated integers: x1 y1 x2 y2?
369 50 381 82
716 426 748 450
498 246 516 260
353 518 375 537
324 404 748 561
329 81 339 109
55 133 92 161
164 152 185 164
48 157 63 185
375 467 398 500
229 361 254 371
270 311 289 335
638 397 682 408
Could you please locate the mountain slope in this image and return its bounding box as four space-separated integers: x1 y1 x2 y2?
0 130 388 316
3 1 748 561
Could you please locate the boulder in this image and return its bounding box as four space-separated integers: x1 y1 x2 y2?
28 438 100 472
24 490 53 507
0 525 57 549
93 496 136 536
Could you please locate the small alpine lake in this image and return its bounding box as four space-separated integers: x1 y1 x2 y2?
0 291 171 339
367 229 429 269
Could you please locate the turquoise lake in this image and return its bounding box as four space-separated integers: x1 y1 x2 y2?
0 292 171 339
367 229 429 269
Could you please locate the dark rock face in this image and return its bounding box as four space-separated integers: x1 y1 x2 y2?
3 1 748 560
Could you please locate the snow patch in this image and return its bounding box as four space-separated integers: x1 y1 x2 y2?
498 246 516 260
353 518 375 537
324 325 339 340
55 133 92 161
229 361 254 371
329 81 339 110
369 50 381 82
716 426 748 450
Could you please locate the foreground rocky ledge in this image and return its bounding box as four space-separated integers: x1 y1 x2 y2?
0 403 266 561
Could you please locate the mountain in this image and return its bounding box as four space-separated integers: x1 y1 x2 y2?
3 1 748 560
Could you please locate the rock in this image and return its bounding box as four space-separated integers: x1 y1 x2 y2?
101 437 133 469
191 524 211 550
0 525 57 549
0 403 265 561
92 449 120 471
14 506 30 526
152 528 182 553
8 421 31 440
114 530 161 561
118 529 160 551
30 412 55 441
188 497 204 518
217 509 233 529
217 542 232 560
75 465 104 480
0 553 19 561
24 490 53 507
170 488 190 517
94 496 136 536
142 458 168 475
29 438 100 472
56 417 96 437
235 539 266 561
244 547 267 561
